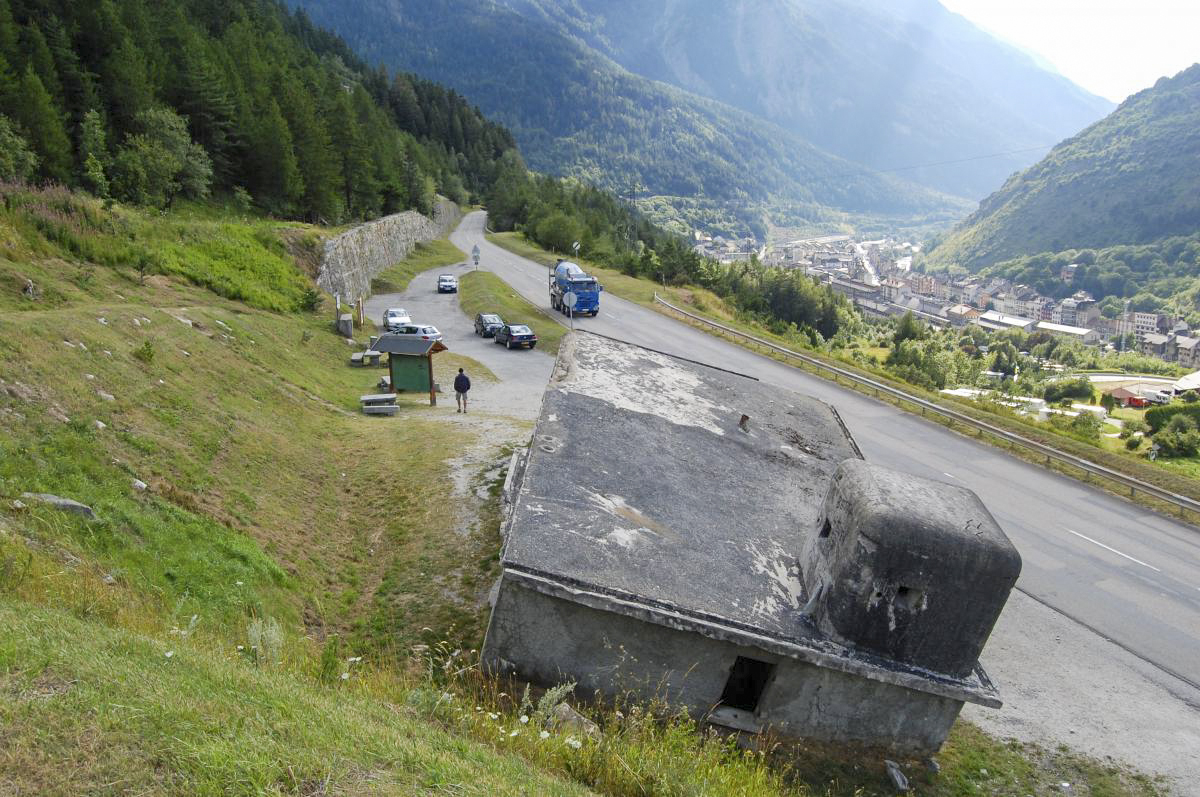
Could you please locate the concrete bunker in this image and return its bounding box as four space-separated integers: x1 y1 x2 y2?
483 333 1020 755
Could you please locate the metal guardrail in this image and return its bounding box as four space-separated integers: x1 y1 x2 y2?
653 293 1200 519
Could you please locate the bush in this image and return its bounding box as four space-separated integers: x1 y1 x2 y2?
1125 436 1143 451
1042 376 1093 404
298 287 322 313
132 340 155 363
1153 414 1200 458
1119 417 1149 440
1145 403 1200 433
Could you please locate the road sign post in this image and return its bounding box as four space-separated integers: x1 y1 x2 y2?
564 290 577 331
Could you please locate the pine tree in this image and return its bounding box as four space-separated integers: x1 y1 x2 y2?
0 112 37 181
44 16 101 130
10 67 71 182
389 73 424 134
172 48 238 184
79 109 109 195
20 23 63 104
280 74 342 223
0 0 18 68
329 86 379 218
103 35 152 135
246 98 303 215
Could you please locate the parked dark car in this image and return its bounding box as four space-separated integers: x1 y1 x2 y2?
494 323 538 349
474 313 505 337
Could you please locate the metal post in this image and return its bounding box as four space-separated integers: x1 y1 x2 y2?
427 353 436 407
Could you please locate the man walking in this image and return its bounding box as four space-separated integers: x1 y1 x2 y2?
454 367 471 413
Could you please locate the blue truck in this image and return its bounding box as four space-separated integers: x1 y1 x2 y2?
549 259 603 317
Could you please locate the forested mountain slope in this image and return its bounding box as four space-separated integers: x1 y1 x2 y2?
507 0 1112 200
926 64 1200 274
288 0 970 240
0 0 515 223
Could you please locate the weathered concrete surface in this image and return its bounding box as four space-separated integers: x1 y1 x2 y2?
500 333 861 640
803 459 1020 678
486 575 964 754
483 333 1019 755
318 200 461 301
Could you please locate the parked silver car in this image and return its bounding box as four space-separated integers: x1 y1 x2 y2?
382 307 411 331
388 323 443 342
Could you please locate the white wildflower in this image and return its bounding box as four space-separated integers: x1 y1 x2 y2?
539 731 550 739
566 737 582 750
237 645 244 651
235 580 244 586
487 712 499 721
164 651 174 658
340 672 349 680
519 715 529 724
509 729 519 737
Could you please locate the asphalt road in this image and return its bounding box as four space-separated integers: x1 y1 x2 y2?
449 211 1200 697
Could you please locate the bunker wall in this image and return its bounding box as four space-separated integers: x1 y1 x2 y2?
483 575 964 755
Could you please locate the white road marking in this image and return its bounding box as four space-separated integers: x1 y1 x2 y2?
1063 528 1162 572
942 472 957 480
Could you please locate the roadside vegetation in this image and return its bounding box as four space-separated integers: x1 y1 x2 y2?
458 269 566 355
0 184 1167 793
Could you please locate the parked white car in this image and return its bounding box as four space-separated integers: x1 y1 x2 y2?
388 323 443 342
382 307 411 331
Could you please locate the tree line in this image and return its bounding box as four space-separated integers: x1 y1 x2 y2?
485 153 853 340
0 0 515 222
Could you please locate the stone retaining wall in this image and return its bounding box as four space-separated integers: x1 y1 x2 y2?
317 199 461 301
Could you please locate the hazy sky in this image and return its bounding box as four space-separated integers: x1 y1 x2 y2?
939 0 1199 102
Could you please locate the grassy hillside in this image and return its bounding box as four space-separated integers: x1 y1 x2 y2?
0 186 1164 794
927 64 1200 274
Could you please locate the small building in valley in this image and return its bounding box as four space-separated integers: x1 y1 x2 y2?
483 333 1021 755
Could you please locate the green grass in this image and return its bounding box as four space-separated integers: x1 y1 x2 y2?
0 187 322 313
458 270 566 355
370 239 466 294
0 601 597 797
0 190 1172 795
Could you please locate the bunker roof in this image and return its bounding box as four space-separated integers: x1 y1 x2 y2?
503 333 1003 706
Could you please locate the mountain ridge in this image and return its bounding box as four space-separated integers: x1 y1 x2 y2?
926 63 1200 273
288 0 972 239
498 0 1113 199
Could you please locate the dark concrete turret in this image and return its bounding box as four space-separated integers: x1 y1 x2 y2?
802 460 1021 678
